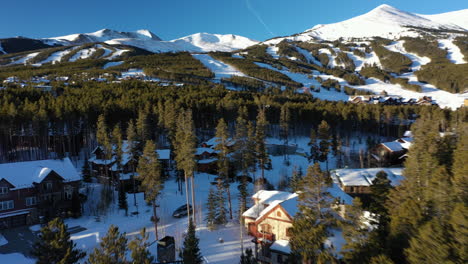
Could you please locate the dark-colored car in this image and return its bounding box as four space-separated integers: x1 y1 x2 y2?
172 204 193 218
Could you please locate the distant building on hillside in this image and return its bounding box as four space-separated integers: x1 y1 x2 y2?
331 168 404 194
0 158 81 229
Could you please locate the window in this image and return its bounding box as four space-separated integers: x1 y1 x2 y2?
0 200 14 211
64 186 73 200
0 187 8 195
26 197 37 206
286 227 293 237
261 224 272 234
45 182 53 190
276 211 282 217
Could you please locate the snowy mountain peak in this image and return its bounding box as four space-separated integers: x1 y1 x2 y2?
133 29 160 40
46 29 162 45
301 4 467 41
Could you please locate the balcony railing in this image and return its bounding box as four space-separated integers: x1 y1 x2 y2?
250 231 275 242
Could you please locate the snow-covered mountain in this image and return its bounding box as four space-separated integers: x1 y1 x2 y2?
40 29 258 53
274 4 467 42
44 29 162 45
420 9 468 30
105 32 258 53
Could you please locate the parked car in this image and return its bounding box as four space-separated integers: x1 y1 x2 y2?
172 204 193 218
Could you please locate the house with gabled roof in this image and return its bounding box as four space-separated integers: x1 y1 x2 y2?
242 188 352 264
0 158 81 229
331 168 404 194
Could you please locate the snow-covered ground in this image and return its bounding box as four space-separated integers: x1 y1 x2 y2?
70 48 96 62
0 133 386 263
106 49 130 60
192 54 246 79
0 253 34 264
0 234 7 246
121 68 145 78
254 62 349 102
10 52 39 65
438 39 466 64
103 61 124 69
37 47 78 64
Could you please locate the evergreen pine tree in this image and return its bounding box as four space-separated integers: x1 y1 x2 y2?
96 114 112 180
206 187 217 230
137 140 163 240
31 218 85 264
136 110 150 150
289 165 303 193
255 108 271 180
233 106 250 177
341 198 375 263
369 255 395 264
128 228 154 264
118 183 128 216
449 203 468 263
290 163 336 263
180 220 203 264
88 225 128 264
174 109 197 224
82 159 92 182
405 219 452 264
238 178 249 219
369 170 391 222
246 121 257 178
215 118 233 220
126 120 139 209
317 120 331 169
386 116 449 262
279 104 290 160
215 179 228 225
308 129 319 163
452 125 468 204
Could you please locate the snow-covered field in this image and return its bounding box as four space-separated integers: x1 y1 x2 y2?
0 134 380 263
193 54 246 79
103 61 123 69
438 39 466 64
0 253 34 264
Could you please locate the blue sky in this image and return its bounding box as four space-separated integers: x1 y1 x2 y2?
1 0 466 41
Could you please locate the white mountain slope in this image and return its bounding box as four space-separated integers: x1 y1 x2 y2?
420 9 468 30
44 29 161 45
43 29 258 53
106 32 258 53
295 4 466 41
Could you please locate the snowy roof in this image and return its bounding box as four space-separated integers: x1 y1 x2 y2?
279 196 299 218
332 168 404 187
270 240 291 254
195 148 217 155
0 158 80 189
403 130 413 137
398 137 413 149
381 141 404 152
327 183 353 205
252 190 297 205
202 137 235 148
92 141 170 171
243 190 297 220
244 189 352 222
